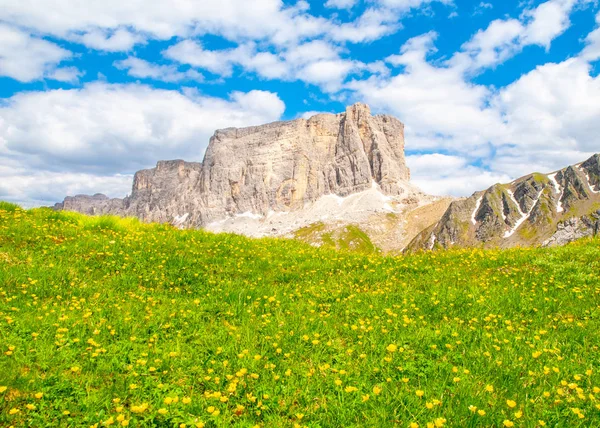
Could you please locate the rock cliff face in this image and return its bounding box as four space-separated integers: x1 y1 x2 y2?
56 103 417 229
407 154 600 251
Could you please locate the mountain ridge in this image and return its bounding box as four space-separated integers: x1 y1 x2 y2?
407 153 600 251
55 104 600 252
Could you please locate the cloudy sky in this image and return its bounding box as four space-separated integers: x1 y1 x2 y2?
1 0 599 206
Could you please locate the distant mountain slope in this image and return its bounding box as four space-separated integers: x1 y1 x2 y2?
407 154 600 251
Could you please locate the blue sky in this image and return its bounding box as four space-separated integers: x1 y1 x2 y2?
1 0 599 206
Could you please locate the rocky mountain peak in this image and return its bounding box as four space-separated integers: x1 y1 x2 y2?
56 105 422 232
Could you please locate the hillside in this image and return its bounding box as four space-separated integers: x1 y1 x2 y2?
1 202 600 427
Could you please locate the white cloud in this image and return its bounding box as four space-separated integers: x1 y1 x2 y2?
0 0 328 48
407 153 467 173
407 154 510 196
0 164 133 207
376 0 453 10
492 58 600 176
452 19 525 72
165 39 363 91
325 0 359 9
450 0 586 74
47 66 84 83
0 23 72 82
327 0 454 43
77 28 144 52
0 83 285 206
346 24 600 196
163 40 240 76
0 0 458 55
114 57 203 82
350 32 505 157
472 2 493 16
302 60 358 91
521 0 577 48
329 8 400 43
581 11 600 61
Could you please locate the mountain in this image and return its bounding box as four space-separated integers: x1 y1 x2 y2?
55 104 447 251
407 154 600 251
55 104 600 252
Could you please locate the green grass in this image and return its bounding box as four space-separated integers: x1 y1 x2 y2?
293 222 326 239
1 205 600 427
294 223 378 254
531 173 549 184
334 225 378 254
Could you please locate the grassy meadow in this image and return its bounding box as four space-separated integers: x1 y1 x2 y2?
0 201 599 427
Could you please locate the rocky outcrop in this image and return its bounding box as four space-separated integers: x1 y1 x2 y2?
542 213 600 247
56 103 418 229
407 154 600 251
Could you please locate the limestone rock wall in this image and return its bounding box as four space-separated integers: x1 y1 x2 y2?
56 103 412 227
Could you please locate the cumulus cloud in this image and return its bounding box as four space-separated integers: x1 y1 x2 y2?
450 0 587 74
474 2 493 14
163 40 245 76
329 8 401 43
349 32 505 158
165 39 366 91
325 0 359 9
492 58 600 176
452 19 525 72
47 66 84 84
0 166 133 207
76 28 145 52
0 0 457 54
407 154 510 196
328 0 455 43
0 0 327 47
0 23 73 82
581 11 600 61
375 0 453 10
521 0 577 48
0 84 285 204
114 57 203 82
348 18 600 195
